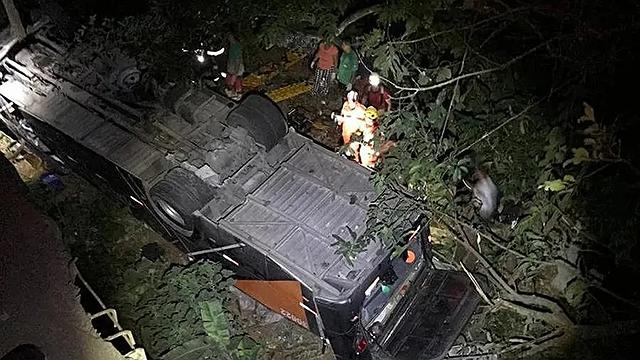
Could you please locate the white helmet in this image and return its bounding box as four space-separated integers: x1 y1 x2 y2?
369 72 381 87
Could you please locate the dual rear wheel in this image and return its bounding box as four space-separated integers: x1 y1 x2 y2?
148 167 211 236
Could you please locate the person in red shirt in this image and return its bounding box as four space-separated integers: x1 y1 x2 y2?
311 41 338 97
363 73 391 113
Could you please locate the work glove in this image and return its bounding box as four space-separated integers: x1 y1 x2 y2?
332 112 344 126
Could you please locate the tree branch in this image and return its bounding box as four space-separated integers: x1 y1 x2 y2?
441 220 575 328
460 260 494 306
335 5 382 36
2 0 26 39
437 47 468 154
498 329 565 356
357 37 557 96
390 90 419 100
388 6 534 45
447 215 554 266
390 38 557 92
454 99 542 157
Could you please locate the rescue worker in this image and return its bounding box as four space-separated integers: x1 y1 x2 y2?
225 34 244 99
337 41 358 91
311 40 338 97
332 90 366 160
363 72 391 113
360 106 380 168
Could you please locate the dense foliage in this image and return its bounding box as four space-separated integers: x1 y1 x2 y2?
42 0 640 357
136 261 260 360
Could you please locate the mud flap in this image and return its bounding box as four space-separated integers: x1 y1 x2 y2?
235 280 309 329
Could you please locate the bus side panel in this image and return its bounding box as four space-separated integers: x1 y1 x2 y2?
195 218 322 336
316 272 374 360
11 110 188 246
18 112 136 201
316 299 361 360
265 257 321 337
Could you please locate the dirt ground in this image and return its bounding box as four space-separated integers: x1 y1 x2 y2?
0 154 125 360
0 131 46 182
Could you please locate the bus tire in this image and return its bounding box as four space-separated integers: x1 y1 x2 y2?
149 167 209 236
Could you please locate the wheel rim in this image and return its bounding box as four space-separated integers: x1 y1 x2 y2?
154 198 186 227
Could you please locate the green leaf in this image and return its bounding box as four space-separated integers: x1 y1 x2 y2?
233 336 262 360
539 179 567 192
452 167 461 182
571 147 590 164
200 300 231 347
436 67 452 82
390 243 411 260
361 28 384 53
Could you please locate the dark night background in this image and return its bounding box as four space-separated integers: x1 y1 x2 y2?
2 0 640 359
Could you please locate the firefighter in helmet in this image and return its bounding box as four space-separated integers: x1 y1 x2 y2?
332 90 366 160
360 106 380 168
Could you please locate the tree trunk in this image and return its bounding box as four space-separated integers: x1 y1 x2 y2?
2 0 26 40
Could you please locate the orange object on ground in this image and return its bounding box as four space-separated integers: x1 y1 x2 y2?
235 279 309 329
405 250 416 264
266 82 312 103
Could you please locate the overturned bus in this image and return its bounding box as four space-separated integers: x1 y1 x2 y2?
0 27 480 360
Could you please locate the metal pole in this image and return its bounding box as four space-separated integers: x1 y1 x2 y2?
186 243 245 257
73 258 107 310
